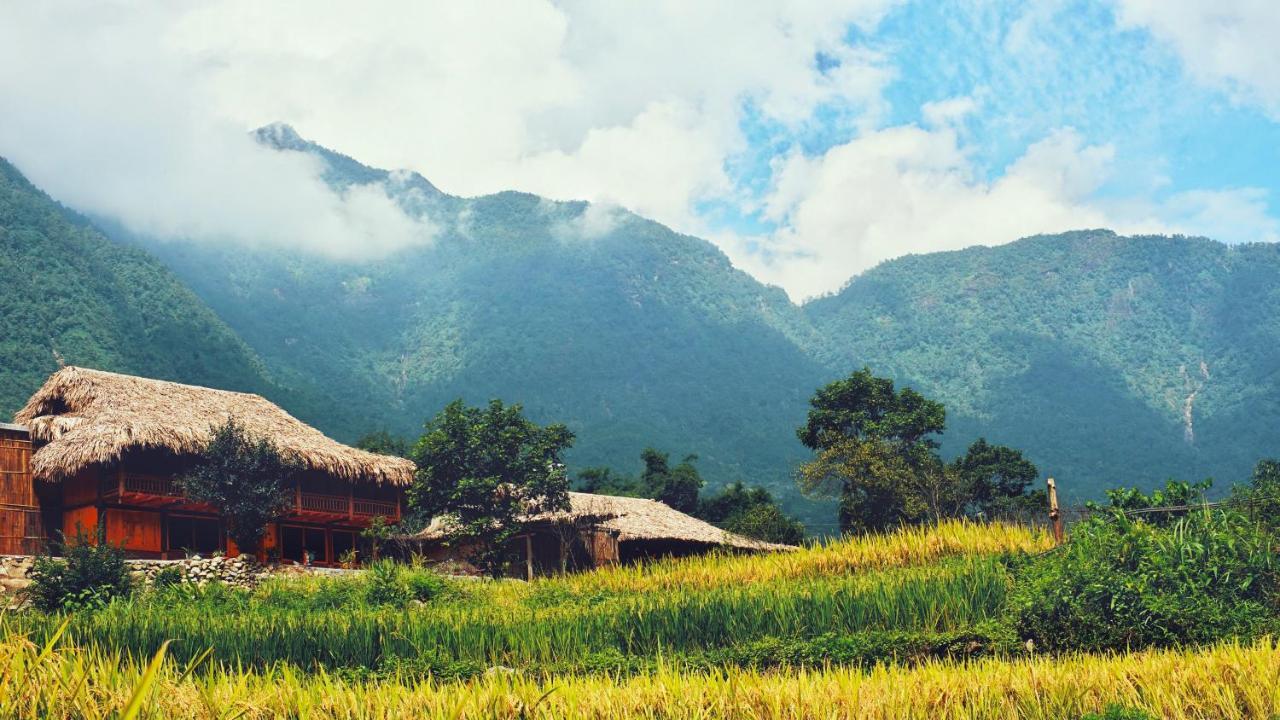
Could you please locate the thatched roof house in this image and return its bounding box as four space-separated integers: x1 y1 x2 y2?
413 491 796 575
15 366 414 485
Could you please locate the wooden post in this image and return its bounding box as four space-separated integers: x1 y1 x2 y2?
1047 477 1064 545
525 533 534 581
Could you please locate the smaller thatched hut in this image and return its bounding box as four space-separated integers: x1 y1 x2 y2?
8 366 415 564
412 491 796 577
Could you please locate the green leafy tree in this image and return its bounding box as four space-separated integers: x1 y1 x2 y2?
575 466 646 497
698 482 806 544
178 418 302 554
641 449 703 514
409 399 574 578
948 438 1042 518
796 368 948 532
355 430 410 458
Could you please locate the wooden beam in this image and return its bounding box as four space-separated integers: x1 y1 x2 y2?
1047 477 1064 545
525 533 534 581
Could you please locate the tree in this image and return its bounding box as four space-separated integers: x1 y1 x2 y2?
796 368 947 533
355 430 410 458
409 399 574 578
948 438 1041 518
178 418 301 554
645 450 703 514
575 466 646 497
697 482 806 545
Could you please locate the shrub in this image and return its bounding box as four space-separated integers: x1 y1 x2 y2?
152 565 185 589
364 560 412 606
1011 509 1279 651
404 568 447 603
27 526 132 612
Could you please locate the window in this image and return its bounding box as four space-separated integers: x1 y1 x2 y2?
168 516 220 556
280 525 329 564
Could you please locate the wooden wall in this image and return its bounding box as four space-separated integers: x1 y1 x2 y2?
0 427 43 555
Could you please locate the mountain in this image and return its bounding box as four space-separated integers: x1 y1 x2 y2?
11 124 1277 528
123 126 833 521
0 157 281 417
805 230 1280 498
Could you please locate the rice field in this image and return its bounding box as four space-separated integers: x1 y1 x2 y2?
16 555 1015 671
13 520 1259 719
3 627 1277 719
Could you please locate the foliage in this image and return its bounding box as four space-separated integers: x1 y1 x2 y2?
26 525 132 612
360 515 397 562
0 157 281 425
697 483 806 544
4 629 1280 720
796 368 950 532
949 438 1043 518
577 453 806 542
355 430 410 457
798 370 1041 532
1011 508 1280 652
151 566 185 589
177 418 302 554
410 398 574 578
1090 478 1213 526
639 448 703 514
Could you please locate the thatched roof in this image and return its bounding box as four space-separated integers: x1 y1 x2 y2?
14 366 415 485
414 491 796 552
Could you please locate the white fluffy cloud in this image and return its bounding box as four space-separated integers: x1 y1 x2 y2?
0 1 1275 298
731 123 1275 299
1116 0 1280 118
0 5 436 257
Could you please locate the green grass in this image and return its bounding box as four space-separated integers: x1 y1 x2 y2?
17 555 1013 674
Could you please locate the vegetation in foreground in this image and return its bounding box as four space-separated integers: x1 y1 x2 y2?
3 629 1277 719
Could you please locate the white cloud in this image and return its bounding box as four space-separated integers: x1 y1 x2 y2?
1116 0 1280 118
0 4 435 257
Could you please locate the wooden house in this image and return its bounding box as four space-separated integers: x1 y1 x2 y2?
412 491 796 578
1 366 414 564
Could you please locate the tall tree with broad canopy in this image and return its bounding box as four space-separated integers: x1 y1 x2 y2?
796 368 947 532
798 368 1040 532
410 399 574 578
949 438 1042 518
178 418 302 554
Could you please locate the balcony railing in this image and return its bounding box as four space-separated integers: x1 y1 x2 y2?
105 472 398 522
122 473 185 498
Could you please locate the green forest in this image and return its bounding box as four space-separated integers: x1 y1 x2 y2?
2 132 1279 528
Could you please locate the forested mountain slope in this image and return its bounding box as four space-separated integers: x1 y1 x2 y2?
126 126 830 517
9 124 1277 524
805 231 1280 497
0 158 281 418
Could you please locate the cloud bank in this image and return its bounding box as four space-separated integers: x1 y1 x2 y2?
1 1 1277 298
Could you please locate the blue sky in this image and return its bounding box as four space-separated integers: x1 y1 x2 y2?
718 0 1280 254
3 1 1278 299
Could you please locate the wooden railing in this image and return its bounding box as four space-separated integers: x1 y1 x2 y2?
298 492 399 520
298 492 349 515
103 473 398 522
352 498 398 518
107 468 185 497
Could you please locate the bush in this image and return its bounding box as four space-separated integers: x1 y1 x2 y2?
1011 509 1279 651
27 527 132 612
363 560 450 606
152 565 185 589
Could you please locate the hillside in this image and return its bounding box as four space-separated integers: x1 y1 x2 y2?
0 158 280 418
9 126 1278 521
117 129 1280 511
125 125 830 518
805 231 1280 499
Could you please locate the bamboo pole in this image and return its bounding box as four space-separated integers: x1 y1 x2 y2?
1047 477 1064 544
525 533 534 581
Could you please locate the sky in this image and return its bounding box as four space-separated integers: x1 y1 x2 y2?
2 0 1278 301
